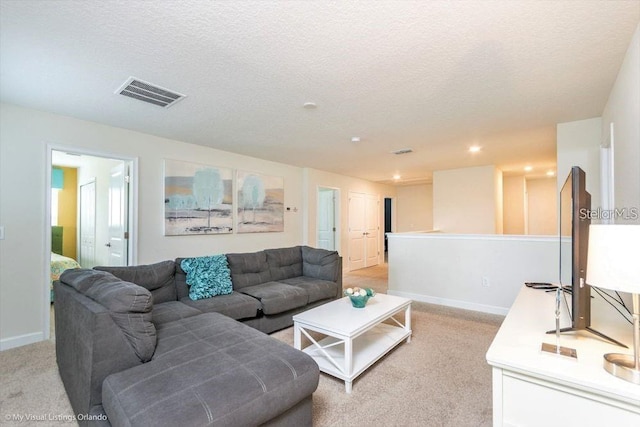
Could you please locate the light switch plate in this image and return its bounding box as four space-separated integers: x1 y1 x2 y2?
0 226 4 240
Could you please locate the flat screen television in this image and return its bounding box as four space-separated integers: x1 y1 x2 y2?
553 166 625 347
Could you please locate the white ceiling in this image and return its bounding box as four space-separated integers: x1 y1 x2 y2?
1 1 638 184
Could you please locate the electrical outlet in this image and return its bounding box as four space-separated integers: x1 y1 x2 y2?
482 276 490 288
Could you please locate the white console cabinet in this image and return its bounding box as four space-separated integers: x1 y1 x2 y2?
486 286 640 427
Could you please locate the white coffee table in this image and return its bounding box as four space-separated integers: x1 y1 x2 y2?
293 293 412 393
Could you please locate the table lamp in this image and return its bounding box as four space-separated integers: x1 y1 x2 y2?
586 224 640 384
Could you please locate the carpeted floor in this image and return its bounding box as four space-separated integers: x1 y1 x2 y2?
0 264 504 426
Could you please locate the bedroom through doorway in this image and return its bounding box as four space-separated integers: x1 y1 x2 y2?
46 147 138 340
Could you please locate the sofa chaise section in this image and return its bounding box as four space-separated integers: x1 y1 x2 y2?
102 313 319 427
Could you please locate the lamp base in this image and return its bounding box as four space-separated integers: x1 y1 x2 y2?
603 353 640 384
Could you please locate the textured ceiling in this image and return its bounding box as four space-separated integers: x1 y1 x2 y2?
1 1 638 184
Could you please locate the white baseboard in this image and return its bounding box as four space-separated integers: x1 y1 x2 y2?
0 332 44 351
387 290 509 316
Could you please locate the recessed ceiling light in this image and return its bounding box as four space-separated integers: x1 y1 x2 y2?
524 166 533 172
303 102 317 109
546 170 555 177
351 137 361 143
393 174 401 180
469 145 481 153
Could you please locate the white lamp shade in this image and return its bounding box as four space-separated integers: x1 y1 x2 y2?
586 225 640 293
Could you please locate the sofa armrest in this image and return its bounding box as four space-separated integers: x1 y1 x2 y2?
54 282 143 421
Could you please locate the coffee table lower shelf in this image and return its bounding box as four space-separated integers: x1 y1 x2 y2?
299 323 410 393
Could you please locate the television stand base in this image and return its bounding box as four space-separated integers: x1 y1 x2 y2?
545 326 628 348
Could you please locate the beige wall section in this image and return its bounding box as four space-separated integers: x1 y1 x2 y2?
395 184 433 232
602 24 640 224
494 168 504 234
303 168 396 265
557 117 602 209
526 178 557 235
57 166 77 259
433 165 498 234
503 176 526 234
0 103 306 348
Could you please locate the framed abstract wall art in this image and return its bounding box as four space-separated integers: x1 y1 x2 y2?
236 171 284 233
164 160 233 235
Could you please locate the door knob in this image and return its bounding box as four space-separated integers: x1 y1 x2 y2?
105 243 111 247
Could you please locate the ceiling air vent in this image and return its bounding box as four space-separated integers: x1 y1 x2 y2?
391 148 413 155
115 77 186 108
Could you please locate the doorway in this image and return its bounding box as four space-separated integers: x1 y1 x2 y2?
45 146 137 339
384 197 393 261
317 187 339 251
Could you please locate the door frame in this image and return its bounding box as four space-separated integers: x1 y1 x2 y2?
316 186 340 251
44 143 138 340
383 196 395 257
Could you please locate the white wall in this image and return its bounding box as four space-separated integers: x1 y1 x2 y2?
556 117 602 209
303 168 396 267
602 24 640 225
433 165 499 234
387 233 561 315
0 103 306 349
395 184 433 232
503 176 526 234
526 177 557 235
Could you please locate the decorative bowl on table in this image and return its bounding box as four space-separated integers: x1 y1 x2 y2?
344 287 375 308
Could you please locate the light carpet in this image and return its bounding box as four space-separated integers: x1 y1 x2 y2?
272 302 503 426
1 264 504 426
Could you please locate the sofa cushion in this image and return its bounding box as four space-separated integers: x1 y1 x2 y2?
179 291 261 320
94 261 177 304
280 276 339 303
59 269 156 362
239 282 308 315
102 313 319 427
180 255 233 300
302 246 340 282
152 301 202 326
264 246 303 281
226 251 272 289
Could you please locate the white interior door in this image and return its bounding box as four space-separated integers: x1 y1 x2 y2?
107 163 128 266
365 194 379 267
317 188 337 250
79 180 96 268
349 192 380 271
348 192 366 270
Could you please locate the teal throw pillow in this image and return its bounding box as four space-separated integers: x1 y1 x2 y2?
181 255 233 301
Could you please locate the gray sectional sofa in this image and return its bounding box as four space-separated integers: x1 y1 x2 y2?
54 245 342 427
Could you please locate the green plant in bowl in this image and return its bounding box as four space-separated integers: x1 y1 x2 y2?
344 287 375 308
